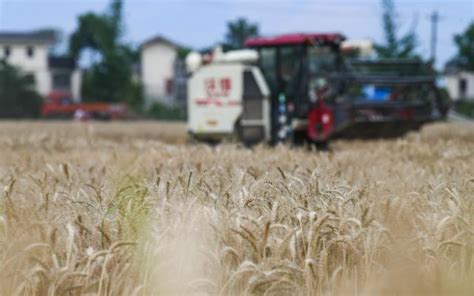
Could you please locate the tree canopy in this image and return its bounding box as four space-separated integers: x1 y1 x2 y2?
224 18 259 50
448 22 474 71
0 61 42 118
69 0 143 109
375 0 418 59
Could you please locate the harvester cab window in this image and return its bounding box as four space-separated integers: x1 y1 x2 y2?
259 48 277 93
279 46 303 99
307 45 339 104
308 46 337 76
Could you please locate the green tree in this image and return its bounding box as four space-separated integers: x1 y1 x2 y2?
224 17 259 50
448 22 474 71
0 61 42 118
375 0 418 59
69 0 143 110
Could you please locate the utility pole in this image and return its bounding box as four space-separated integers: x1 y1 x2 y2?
430 10 439 63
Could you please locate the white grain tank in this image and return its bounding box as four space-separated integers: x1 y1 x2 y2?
186 49 271 144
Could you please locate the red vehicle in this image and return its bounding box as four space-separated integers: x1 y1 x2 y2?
41 91 128 120
245 33 447 145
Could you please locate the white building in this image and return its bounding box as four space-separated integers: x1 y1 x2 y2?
140 35 186 107
444 71 474 101
0 30 82 101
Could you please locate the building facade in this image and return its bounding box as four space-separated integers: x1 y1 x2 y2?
444 71 474 101
140 35 187 107
0 30 82 101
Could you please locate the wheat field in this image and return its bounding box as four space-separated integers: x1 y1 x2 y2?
0 120 473 295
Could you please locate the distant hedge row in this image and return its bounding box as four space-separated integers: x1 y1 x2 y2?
455 100 474 118
0 61 43 118
147 102 187 121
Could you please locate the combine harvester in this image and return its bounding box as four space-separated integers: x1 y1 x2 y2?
187 33 448 146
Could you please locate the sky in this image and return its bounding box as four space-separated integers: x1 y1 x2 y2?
0 0 472 69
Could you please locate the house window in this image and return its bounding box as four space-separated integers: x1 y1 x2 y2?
166 78 174 95
26 46 35 58
4 46 11 58
459 78 467 99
